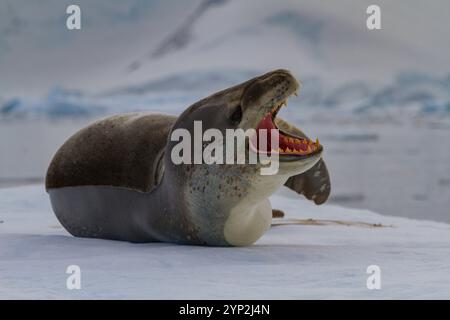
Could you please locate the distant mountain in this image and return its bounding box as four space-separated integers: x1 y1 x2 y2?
1 0 450 121
151 0 229 59
108 68 259 94
3 70 450 120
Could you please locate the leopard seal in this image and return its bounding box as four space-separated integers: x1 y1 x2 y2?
46 69 331 246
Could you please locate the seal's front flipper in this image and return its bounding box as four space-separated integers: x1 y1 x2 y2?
272 209 285 218
284 159 331 204
274 117 331 205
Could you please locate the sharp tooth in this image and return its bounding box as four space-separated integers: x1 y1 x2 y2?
278 148 283 153
284 137 289 143
289 138 295 143
286 147 292 153
316 137 319 146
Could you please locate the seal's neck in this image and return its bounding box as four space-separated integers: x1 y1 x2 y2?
222 173 288 246
152 163 289 246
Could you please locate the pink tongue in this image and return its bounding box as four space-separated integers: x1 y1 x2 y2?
256 114 278 151
257 114 277 131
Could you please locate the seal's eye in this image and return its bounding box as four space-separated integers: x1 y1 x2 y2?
229 105 243 124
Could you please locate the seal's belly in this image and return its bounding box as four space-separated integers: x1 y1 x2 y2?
48 186 158 243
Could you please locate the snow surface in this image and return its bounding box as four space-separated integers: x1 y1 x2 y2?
1 185 449 299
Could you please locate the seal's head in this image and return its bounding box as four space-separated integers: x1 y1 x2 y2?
169 69 323 176
238 69 323 176
164 69 328 246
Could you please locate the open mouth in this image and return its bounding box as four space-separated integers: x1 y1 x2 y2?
250 99 322 158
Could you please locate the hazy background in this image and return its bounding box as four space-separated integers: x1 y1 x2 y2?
1 0 450 223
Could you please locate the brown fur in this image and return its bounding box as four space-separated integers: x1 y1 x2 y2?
46 113 177 192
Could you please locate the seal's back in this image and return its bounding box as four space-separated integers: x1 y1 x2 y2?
46 112 177 193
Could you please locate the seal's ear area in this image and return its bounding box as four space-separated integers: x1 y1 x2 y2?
284 159 331 205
